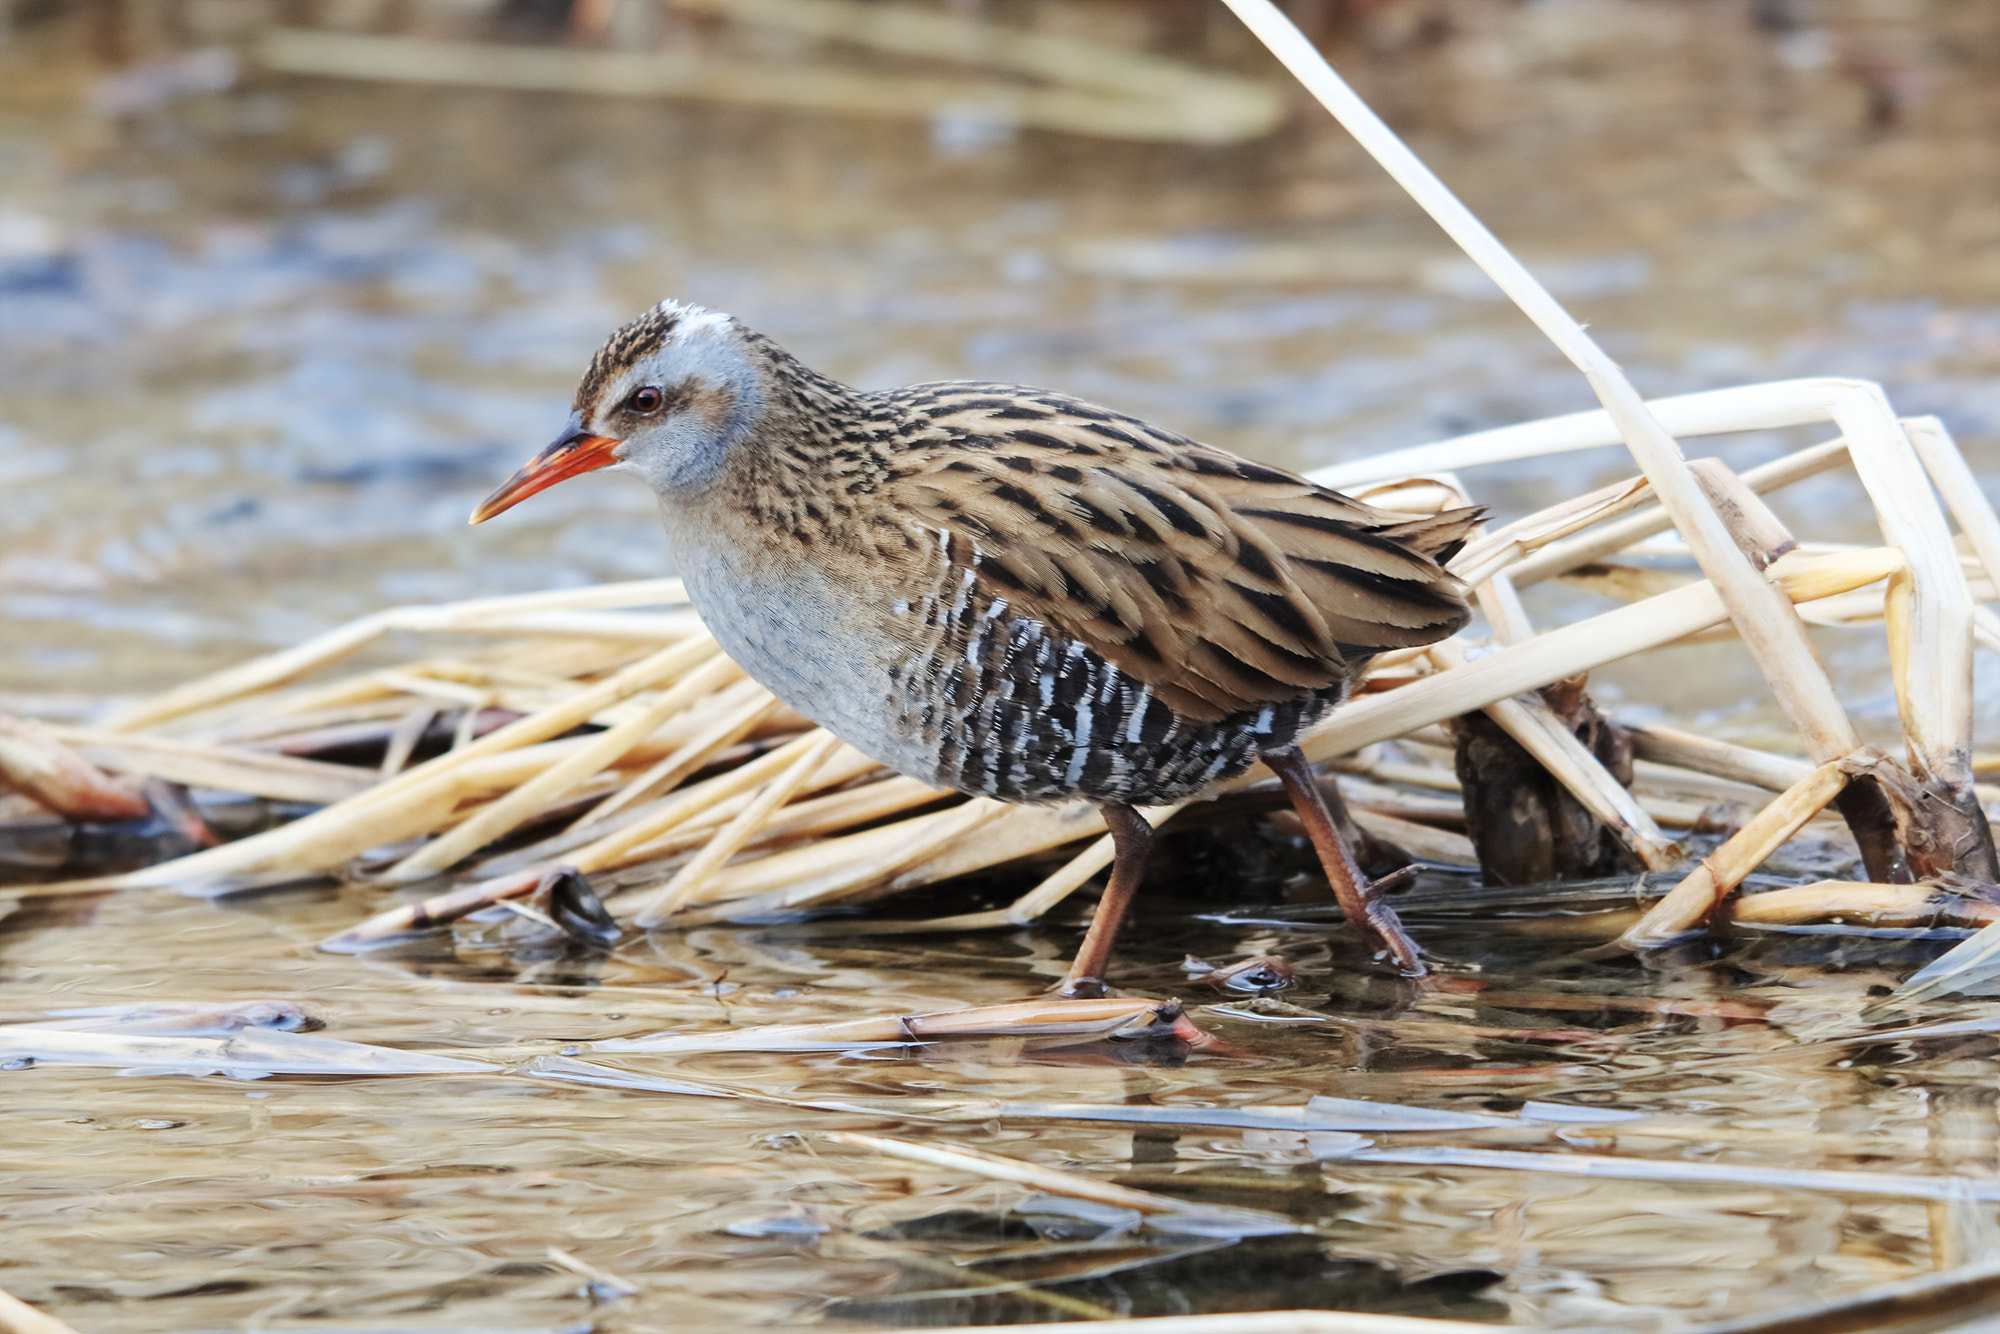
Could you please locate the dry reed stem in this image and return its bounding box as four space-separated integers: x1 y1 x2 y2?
113 636 719 888
1627 726 1816 793
99 577 688 733
383 652 744 881
824 1131 1300 1232
1348 808 1478 865
261 12 1280 144
663 797 1015 924
1227 0 1864 771
597 997 1173 1051
373 669 495 710
1509 438 1851 587
1428 641 1679 871
1616 761 1848 951
1450 473 1657 588
631 729 844 925
1907 415 2000 603
577 733 878 870
0 1026 498 1075
578 685 781 824
377 705 437 779
1728 881 2000 929
49 726 375 806
1829 387 1979 797
1296 549 1902 770
0 1285 82 1334
319 869 542 951
0 716 151 822
1472 570 1534 647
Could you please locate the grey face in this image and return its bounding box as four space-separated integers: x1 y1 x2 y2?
584 304 765 499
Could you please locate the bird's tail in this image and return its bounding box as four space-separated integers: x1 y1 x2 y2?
1371 504 1486 567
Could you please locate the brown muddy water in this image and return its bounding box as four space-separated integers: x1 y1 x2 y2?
4 1 2000 1330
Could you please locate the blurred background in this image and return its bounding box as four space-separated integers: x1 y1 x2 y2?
0 0 1995 729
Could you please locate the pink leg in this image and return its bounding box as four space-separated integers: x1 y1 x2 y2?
1265 746 1426 976
1060 803 1153 999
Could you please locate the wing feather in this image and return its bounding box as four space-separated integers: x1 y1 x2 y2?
879 384 1480 724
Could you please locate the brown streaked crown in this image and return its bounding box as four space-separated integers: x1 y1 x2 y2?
573 304 686 419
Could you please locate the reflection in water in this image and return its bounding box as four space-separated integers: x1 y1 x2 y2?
3 2 2000 1330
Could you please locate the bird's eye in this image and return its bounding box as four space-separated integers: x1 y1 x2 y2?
627 386 665 414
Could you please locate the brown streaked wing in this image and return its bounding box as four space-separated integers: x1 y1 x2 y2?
879 387 1478 724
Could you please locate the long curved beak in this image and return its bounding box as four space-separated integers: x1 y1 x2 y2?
469 429 621 524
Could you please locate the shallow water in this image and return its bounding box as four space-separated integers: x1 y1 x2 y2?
5 1 2000 1329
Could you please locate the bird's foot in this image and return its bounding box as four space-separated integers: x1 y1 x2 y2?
1353 864 1426 978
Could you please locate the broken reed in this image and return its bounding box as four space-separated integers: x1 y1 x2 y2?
3 372 1994 960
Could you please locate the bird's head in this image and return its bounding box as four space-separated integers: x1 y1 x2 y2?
470 299 761 523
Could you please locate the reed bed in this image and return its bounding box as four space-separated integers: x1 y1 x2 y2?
4 374 1990 976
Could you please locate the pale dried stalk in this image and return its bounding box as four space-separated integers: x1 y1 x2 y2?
115 636 720 888
660 797 1014 924
1728 881 2000 929
1905 415 2000 604
1828 388 1977 797
575 731 876 871
1428 641 1679 871
319 869 542 952
1472 570 1534 646
1297 549 1902 770
824 1131 1298 1231
1344 1143 2000 1205
0 716 149 822
373 670 496 709
49 726 374 807
1508 438 1850 587
321 763 926 948
1627 725 1816 793
1349 808 1478 866
598 997 1170 1051
1227 0 1861 769
578 684 782 825
384 652 744 881
1689 458 1799 567
1314 381 1871 489
377 705 437 780
196 697 420 746
0 1284 83 1334
631 729 844 926
1449 473 1656 588
572 778 950 899
545 1248 638 1300
100 577 689 733
1616 761 1848 951
264 8 1281 145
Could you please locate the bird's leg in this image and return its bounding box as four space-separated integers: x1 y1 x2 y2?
1060 802 1154 999
1264 746 1427 977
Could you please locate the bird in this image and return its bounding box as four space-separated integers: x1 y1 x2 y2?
472 300 1480 996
